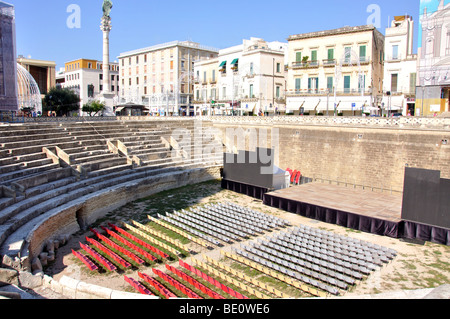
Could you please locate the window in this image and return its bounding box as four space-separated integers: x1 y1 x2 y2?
250 63 254 75
196 90 200 100
204 71 207 83
136 56 139 64
359 45 366 62
391 74 398 93
295 51 302 63
170 60 174 70
211 88 216 100
88 63 92 69
358 74 366 93
311 50 317 62
344 75 351 93
144 54 147 63
327 48 334 61
111 85 114 92
410 73 417 94
212 70 216 82
111 75 115 81
344 47 351 63
446 32 450 56
222 87 227 99
308 77 319 93
276 86 281 98
99 74 103 80
327 77 333 92
295 78 301 91
181 61 185 70
392 45 399 60
276 63 281 73
249 84 254 98
100 85 103 91
144 86 147 95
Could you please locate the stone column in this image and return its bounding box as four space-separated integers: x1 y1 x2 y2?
99 16 114 116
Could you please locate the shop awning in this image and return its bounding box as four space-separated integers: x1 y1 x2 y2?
219 61 227 67
231 58 239 65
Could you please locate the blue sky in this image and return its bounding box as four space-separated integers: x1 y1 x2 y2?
10 0 420 69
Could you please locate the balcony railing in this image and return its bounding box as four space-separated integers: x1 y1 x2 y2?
323 59 336 67
291 60 319 69
287 89 372 96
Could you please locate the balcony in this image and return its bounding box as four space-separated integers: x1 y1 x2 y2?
291 60 319 69
287 88 371 97
323 59 336 67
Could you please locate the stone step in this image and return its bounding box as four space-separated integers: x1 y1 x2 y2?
68 149 111 161
0 157 16 166
0 163 61 184
15 152 48 163
0 132 70 143
7 141 81 156
78 156 129 172
23 158 54 169
0 197 14 211
134 150 171 162
124 142 169 154
0 127 65 136
71 153 118 165
0 163 24 174
22 176 78 199
63 145 107 155
0 137 75 150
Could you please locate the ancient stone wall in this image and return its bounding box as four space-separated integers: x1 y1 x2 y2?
213 122 450 193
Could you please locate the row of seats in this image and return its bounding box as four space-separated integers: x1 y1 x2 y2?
232 225 397 296
157 203 291 247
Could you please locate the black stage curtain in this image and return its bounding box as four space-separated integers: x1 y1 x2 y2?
403 221 450 245
221 179 269 201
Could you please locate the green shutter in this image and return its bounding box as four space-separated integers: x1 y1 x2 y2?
327 77 333 90
311 50 317 61
344 76 351 92
328 49 334 60
360 46 366 57
296 52 302 62
295 78 301 91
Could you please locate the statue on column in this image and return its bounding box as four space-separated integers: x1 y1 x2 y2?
102 0 113 18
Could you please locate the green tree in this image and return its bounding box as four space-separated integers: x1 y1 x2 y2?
82 100 106 116
43 87 80 116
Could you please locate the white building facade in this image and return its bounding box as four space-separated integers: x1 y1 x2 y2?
286 25 385 116
382 16 417 116
118 41 218 116
193 38 288 116
63 59 120 115
416 0 450 116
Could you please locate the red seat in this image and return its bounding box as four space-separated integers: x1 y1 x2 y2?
295 171 302 185
291 170 298 183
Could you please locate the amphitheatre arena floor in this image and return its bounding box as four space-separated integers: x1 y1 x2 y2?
36 179 450 299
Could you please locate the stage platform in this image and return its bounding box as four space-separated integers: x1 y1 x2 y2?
263 183 404 238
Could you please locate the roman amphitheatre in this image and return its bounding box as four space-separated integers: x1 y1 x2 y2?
0 116 449 300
